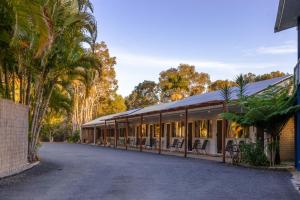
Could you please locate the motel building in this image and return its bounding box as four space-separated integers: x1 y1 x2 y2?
81 76 295 163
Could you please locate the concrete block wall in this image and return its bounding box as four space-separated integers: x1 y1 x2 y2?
0 99 29 177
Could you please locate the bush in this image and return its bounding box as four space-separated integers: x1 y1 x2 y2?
240 141 269 166
67 131 80 143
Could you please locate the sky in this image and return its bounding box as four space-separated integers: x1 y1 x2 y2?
90 0 297 97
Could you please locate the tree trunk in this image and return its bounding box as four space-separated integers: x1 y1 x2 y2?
12 71 15 102
4 64 10 99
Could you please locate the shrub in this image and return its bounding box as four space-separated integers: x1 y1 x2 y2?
240 141 269 166
67 131 80 143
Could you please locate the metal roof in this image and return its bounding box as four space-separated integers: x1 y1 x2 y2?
82 75 292 127
82 108 141 127
275 0 300 32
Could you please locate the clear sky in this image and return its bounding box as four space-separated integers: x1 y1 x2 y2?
91 0 297 97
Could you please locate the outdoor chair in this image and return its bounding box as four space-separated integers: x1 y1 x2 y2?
152 138 157 149
225 140 234 152
200 140 209 154
170 139 179 151
192 139 201 153
126 138 130 146
176 139 185 151
141 138 146 146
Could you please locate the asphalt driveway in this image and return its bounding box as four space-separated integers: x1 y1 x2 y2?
0 143 299 200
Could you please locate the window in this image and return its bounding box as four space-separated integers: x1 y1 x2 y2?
176 122 184 137
195 120 212 138
154 124 160 138
161 123 165 137
129 124 134 137
119 128 126 137
228 122 249 138
141 124 147 137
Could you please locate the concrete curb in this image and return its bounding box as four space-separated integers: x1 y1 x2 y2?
235 163 295 171
290 170 300 194
0 161 40 180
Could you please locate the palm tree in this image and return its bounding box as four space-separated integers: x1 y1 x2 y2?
5 0 98 161
219 80 232 162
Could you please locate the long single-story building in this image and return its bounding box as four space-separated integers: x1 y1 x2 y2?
81 75 295 161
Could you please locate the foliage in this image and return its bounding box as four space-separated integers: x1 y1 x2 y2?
240 142 269 166
159 64 210 102
219 80 233 103
67 131 80 143
209 71 287 92
221 84 299 136
208 80 236 91
0 0 99 162
71 42 125 131
125 80 159 109
221 77 299 165
243 71 287 83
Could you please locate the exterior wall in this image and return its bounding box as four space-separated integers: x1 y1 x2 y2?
81 128 95 143
0 99 29 177
82 106 296 161
280 117 295 161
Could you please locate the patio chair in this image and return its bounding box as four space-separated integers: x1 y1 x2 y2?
192 139 201 153
152 138 157 149
200 140 209 154
141 138 146 146
225 140 234 153
176 139 185 151
126 138 130 146
169 138 178 148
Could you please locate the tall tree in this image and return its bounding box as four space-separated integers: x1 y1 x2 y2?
71 41 125 131
1 0 99 161
159 64 210 102
125 80 159 109
208 80 236 91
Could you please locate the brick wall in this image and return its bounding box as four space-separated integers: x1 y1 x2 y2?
0 99 29 177
280 117 295 161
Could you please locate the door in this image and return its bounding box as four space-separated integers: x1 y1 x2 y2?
188 122 193 151
166 124 171 148
217 120 223 153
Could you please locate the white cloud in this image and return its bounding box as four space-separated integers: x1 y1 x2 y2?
256 41 297 55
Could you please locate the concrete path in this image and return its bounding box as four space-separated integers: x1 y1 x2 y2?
0 143 299 200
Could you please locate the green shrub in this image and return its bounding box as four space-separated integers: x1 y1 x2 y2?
67 131 80 143
240 141 269 166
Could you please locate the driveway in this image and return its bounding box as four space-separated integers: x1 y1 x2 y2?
0 143 299 200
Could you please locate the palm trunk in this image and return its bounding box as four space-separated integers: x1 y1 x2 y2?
4 64 10 99
25 72 32 105
12 71 16 102
28 83 54 162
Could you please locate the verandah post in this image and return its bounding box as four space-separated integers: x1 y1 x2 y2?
140 115 143 152
114 120 118 148
93 126 96 145
104 120 107 146
184 108 188 158
126 118 129 150
159 112 162 154
222 102 227 163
